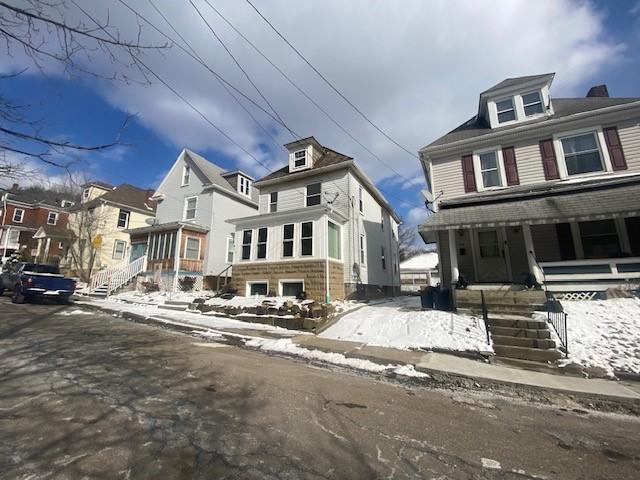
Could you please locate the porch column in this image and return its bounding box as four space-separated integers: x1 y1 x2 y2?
522 224 544 285
448 229 459 285
36 238 44 262
173 227 183 292
44 238 51 263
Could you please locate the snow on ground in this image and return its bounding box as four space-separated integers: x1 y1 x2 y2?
83 298 303 335
56 309 93 316
559 297 640 376
320 296 492 353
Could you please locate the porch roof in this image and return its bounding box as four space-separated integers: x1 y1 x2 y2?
420 180 640 232
126 221 209 236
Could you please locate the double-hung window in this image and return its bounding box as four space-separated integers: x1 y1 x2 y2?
256 228 267 259
226 234 235 263
560 132 603 176
184 196 197 220
522 91 543 116
82 188 90 201
496 98 515 123
579 220 621 259
358 186 364 214
359 234 366 263
306 183 321 207
182 165 191 186
241 230 252 260
381 246 386 270
478 151 502 188
13 209 24 223
185 237 200 260
239 176 251 196
269 192 278 213
47 212 58 225
283 224 294 257
328 221 341 260
294 150 307 168
112 240 126 260
301 222 313 256
117 209 130 228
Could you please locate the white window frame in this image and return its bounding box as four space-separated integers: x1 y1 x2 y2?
8 228 20 244
381 246 386 270
238 176 252 196
47 211 58 225
82 188 90 201
59 241 64 249
306 183 322 207
521 90 544 117
226 234 235 264
255 227 268 260
495 96 516 125
112 239 127 260
182 165 191 186
327 220 341 261
291 149 308 171
269 191 278 213
246 280 269 296
241 229 252 261
184 236 201 260
301 221 313 257
117 209 130 229
282 223 295 258
359 234 366 265
552 126 612 180
60 199 73 208
183 196 198 220
472 146 507 191
279 279 305 297
12 208 24 223
358 186 364 214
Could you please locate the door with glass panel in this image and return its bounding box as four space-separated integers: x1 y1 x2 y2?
474 229 509 282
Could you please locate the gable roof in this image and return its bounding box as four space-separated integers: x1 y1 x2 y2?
256 147 353 183
480 73 554 97
70 184 156 214
2 186 77 209
424 96 640 149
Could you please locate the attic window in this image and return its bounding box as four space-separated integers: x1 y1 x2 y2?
294 150 307 168
496 98 516 123
82 188 90 200
238 176 251 196
182 165 191 186
522 91 543 116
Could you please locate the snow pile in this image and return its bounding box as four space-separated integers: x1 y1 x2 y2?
56 309 93 316
560 297 640 376
399 252 438 271
244 337 430 378
112 290 211 305
320 296 492 353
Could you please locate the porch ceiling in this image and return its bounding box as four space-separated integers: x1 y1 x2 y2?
420 181 640 231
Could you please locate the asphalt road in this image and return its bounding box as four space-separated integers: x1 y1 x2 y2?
0 297 639 479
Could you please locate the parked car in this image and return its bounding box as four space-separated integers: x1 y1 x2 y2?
0 262 76 304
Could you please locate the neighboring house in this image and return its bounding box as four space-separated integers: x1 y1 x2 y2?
227 137 401 301
418 73 640 293
399 252 439 294
0 184 76 264
64 182 156 277
128 148 258 290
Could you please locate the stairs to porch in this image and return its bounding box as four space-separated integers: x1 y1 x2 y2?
89 255 147 298
454 289 562 363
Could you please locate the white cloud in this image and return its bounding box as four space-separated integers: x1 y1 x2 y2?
0 0 626 187
406 206 430 226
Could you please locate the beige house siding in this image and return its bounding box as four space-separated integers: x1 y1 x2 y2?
616 118 640 171
513 142 546 185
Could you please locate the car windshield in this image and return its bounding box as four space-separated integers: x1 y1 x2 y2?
23 264 60 274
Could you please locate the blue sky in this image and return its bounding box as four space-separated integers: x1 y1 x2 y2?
1 0 639 227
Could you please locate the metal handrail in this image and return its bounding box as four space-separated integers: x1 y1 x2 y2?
480 290 491 345
545 297 568 357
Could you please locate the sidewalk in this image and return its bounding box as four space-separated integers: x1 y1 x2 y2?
78 299 640 404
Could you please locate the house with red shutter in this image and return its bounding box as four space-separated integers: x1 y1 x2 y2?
419 73 640 295
0 184 76 264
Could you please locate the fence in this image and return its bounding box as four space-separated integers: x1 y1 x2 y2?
545 298 568 357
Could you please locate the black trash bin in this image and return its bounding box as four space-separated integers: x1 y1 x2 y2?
434 288 451 311
420 286 436 309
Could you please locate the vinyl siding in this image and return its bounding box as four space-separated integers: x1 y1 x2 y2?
616 118 640 172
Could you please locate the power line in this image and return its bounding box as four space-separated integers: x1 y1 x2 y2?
145 0 286 155
202 0 412 184
243 0 419 160
187 0 297 140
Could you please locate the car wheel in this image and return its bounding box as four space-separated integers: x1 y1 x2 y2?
11 286 25 304
58 296 71 305
0 287 4 296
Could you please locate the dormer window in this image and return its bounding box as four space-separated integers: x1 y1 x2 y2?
294 150 307 168
238 176 251 196
82 188 90 201
496 98 516 124
522 91 543 116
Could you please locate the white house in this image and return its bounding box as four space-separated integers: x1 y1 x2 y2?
399 252 439 293
228 137 401 301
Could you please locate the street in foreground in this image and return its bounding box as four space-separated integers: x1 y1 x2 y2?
0 297 639 479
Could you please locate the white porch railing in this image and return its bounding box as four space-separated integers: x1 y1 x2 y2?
540 256 640 291
90 255 147 296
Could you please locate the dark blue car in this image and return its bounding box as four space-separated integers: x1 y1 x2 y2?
0 262 76 304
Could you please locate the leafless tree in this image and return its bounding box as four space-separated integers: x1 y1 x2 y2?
398 223 427 261
0 1 168 179
64 200 109 282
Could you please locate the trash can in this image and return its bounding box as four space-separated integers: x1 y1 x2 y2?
434 288 451 311
420 286 436 310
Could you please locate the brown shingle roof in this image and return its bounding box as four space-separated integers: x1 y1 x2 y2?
71 184 156 213
256 147 353 183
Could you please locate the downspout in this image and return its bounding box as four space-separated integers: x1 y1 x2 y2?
173 225 183 293
325 212 330 304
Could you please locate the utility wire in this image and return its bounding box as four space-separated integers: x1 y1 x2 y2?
187 0 297 140
146 0 286 154
202 0 412 184
244 0 419 160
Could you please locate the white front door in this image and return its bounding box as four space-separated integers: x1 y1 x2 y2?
474 228 510 282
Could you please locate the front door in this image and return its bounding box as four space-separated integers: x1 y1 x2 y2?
474 228 510 282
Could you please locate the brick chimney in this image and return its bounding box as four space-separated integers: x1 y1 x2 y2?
586 84 609 98
9 183 19 193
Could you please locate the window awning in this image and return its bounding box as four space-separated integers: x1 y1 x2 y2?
420 180 640 232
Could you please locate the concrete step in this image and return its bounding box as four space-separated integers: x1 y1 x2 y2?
456 302 539 316
158 304 189 312
489 325 551 339
165 300 193 306
455 289 546 304
493 345 562 362
491 335 556 349
488 318 547 329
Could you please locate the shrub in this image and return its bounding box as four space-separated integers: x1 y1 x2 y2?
178 276 196 292
141 281 160 293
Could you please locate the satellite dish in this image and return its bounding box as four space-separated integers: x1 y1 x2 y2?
145 217 158 226
421 189 434 203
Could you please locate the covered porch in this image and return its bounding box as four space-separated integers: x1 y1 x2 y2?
420 177 640 293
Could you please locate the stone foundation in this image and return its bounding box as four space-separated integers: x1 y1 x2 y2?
231 259 344 301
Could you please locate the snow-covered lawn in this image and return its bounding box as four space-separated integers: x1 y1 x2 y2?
560 297 640 376
320 296 492 354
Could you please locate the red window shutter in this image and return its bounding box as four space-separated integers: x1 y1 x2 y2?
603 126 627 171
501 146 520 186
539 139 560 180
461 154 476 192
